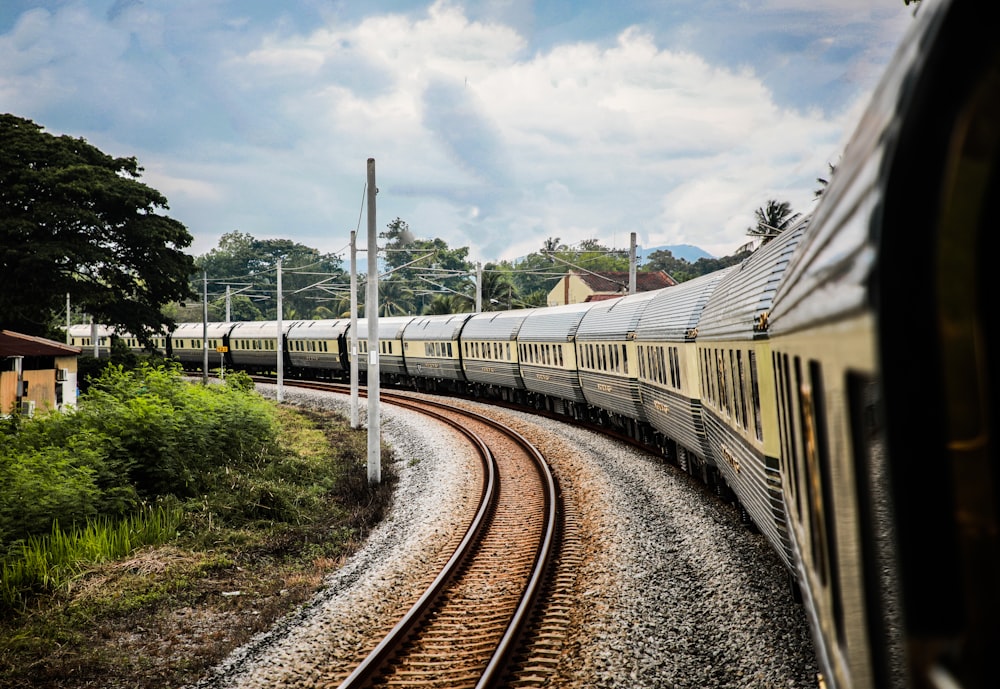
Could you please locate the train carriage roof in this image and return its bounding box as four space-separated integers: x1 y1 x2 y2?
286 319 350 341
767 5 928 336
228 321 299 338
461 308 537 341
402 313 473 341
518 301 597 342
577 290 659 341
696 219 807 341
172 322 234 339
635 267 736 342
350 316 415 340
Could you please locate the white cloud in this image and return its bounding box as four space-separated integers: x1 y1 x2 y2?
0 0 910 263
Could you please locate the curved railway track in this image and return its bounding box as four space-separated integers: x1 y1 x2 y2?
257 377 561 689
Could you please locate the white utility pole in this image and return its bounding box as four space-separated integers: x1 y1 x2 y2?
366 158 381 484
202 271 209 383
66 294 70 344
350 230 360 429
629 232 637 296
225 285 231 322
276 258 284 403
475 261 482 313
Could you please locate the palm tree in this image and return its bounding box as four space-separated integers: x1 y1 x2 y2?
377 277 416 316
746 200 801 244
423 294 460 315
478 266 518 311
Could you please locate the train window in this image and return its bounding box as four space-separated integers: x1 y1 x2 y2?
795 355 829 588
506 343 511 361
810 359 844 645
737 350 749 431
447 343 453 357
780 353 802 518
749 351 762 441
621 344 627 375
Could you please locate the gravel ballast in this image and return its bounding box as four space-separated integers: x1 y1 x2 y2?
193 386 819 688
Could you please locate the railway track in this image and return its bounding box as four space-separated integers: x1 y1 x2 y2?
256 377 562 688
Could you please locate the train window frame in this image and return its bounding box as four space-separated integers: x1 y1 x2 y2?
750 350 763 441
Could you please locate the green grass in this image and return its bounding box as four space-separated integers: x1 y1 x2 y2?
0 504 183 608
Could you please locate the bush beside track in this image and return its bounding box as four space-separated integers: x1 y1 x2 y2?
0 360 396 688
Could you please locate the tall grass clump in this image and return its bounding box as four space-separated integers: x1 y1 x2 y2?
0 503 183 608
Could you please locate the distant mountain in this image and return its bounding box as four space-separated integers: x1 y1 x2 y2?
639 244 713 263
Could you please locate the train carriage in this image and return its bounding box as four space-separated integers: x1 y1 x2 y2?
460 308 536 401
66 323 114 358
348 317 414 382
228 321 295 372
770 1 1000 687
401 314 472 390
170 322 232 371
516 301 594 415
635 267 735 478
696 219 807 570
286 319 349 378
575 291 658 438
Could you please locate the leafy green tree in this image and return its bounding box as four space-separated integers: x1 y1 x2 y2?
375 276 417 316
746 199 801 244
0 114 195 341
193 231 345 320
380 217 475 313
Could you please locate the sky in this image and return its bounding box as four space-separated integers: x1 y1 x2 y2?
0 0 918 262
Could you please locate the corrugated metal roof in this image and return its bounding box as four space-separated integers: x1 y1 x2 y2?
577 289 659 340
403 313 473 340
696 220 807 341
519 301 596 341
635 267 736 342
461 308 536 340
288 319 350 340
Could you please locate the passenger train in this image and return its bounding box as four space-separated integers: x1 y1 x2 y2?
69 1 997 687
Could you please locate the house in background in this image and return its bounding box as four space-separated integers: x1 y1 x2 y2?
547 270 676 306
0 330 82 416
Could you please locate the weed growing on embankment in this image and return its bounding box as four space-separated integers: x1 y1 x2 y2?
0 363 395 688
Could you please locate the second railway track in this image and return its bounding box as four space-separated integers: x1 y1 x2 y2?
269 379 562 689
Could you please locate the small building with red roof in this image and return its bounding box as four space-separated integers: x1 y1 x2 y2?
0 330 82 415
547 270 676 306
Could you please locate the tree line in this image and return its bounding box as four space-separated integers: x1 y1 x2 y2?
1 114 809 343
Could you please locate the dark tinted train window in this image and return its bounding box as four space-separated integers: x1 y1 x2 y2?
810 360 843 644
797 356 829 588
750 350 763 440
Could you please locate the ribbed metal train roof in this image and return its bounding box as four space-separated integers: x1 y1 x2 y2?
461 308 537 340
577 289 659 341
175 321 237 338
518 301 598 342
696 220 807 341
229 320 300 337
634 267 736 342
768 4 917 336
352 316 414 339
288 319 350 340
403 313 473 340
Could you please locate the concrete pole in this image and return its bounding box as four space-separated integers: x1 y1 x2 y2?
350 230 360 429
629 232 637 296
475 261 482 313
225 285 231 323
366 158 381 484
202 271 209 383
66 294 70 344
276 258 284 402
